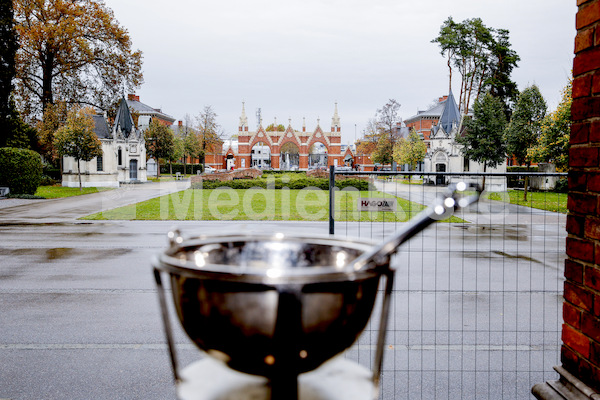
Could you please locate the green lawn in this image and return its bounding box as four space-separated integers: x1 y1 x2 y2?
83 188 462 222
35 185 113 199
486 190 567 213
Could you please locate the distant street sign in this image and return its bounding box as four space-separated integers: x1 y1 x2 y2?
357 198 397 212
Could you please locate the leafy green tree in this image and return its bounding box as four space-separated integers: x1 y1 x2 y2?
144 121 174 178
529 79 572 172
505 85 547 200
0 0 19 146
168 135 184 176
393 128 427 180
371 134 394 166
53 107 102 190
183 130 202 175
3 99 38 149
13 0 143 118
456 92 507 189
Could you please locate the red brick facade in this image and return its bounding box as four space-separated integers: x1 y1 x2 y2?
563 0 600 390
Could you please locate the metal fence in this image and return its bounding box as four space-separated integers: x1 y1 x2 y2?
328 169 568 399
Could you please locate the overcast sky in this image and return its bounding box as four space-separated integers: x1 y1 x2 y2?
103 0 576 144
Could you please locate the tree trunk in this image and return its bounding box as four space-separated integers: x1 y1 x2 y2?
77 159 82 191
42 51 55 111
482 163 487 191
169 161 173 177
524 164 530 202
448 54 452 94
157 159 160 178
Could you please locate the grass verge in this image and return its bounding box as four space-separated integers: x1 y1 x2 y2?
486 190 567 213
34 185 113 199
83 188 464 222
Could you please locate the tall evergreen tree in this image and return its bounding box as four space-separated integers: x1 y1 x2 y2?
432 18 519 115
0 0 19 147
456 92 507 190
485 29 520 119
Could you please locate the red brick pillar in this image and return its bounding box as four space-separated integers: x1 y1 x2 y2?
564 0 600 391
534 2 600 397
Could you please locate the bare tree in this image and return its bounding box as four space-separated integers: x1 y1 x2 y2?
196 106 222 168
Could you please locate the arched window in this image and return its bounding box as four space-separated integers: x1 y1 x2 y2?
118 148 122 166
97 154 103 172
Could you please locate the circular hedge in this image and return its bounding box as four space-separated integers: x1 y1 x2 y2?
0 147 43 195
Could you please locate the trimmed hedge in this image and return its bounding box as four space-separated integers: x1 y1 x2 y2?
193 176 371 191
0 147 43 194
506 166 539 173
159 162 204 175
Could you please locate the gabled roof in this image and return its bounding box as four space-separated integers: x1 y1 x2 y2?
127 98 176 124
438 90 460 134
405 100 446 122
114 97 135 138
92 114 111 139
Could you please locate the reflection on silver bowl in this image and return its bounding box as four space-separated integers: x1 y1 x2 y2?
155 234 385 379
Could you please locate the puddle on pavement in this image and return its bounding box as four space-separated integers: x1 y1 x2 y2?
0 247 132 261
460 250 543 265
46 248 74 260
454 224 528 241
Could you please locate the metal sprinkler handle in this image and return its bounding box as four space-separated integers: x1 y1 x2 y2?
351 181 482 272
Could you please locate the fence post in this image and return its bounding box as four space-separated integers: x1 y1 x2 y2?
329 165 335 235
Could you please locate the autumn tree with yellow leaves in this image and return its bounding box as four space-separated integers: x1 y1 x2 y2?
13 0 143 119
529 79 572 172
53 107 102 191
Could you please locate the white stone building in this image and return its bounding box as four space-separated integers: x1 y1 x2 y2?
61 98 147 188
423 91 507 191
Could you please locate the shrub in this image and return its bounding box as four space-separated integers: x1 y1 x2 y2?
554 177 568 193
40 175 59 186
42 164 62 180
0 147 43 194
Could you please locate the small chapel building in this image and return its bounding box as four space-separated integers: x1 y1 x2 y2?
406 91 507 191
61 98 147 187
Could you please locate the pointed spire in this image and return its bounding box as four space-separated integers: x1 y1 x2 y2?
114 97 134 138
302 117 306 132
239 102 248 131
331 102 340 129
439 90 460 134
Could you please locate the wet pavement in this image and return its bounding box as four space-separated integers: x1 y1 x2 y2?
0 182 566 399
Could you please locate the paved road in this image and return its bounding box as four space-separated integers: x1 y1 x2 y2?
0 183 566 399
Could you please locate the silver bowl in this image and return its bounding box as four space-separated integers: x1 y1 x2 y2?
154 233 388 381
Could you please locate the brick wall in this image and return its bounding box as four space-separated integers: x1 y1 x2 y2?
563 0 600 390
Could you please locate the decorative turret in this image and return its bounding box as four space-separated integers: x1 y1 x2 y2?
331 102 340 133
114 97 135 139
239 102 248 132
302 117 306 132
438 90 460 136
